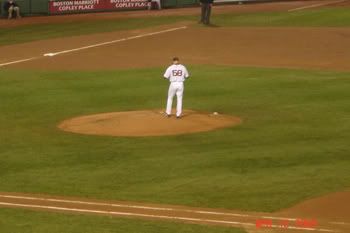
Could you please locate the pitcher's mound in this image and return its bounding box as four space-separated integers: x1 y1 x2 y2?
58 109 241 137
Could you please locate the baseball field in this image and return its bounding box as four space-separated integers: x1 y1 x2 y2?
0 1 350 233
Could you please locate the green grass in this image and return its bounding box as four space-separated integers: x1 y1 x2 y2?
0 66 349 213
213 7 350 27
0 208 245 233
1 8 350 46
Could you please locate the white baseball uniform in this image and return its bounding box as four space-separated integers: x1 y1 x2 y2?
163 64 189 117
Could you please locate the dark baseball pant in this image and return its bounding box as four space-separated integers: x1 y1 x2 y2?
201 3 212 25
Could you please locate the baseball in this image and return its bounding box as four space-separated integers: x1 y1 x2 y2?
213 112 219 115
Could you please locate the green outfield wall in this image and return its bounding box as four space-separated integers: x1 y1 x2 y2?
1 0 200 16
1 0 48 16
1 0 258 16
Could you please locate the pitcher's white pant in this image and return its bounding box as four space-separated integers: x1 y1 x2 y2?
166 82 184 117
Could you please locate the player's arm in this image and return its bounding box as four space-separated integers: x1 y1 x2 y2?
184 66 190 79
163 67 171 79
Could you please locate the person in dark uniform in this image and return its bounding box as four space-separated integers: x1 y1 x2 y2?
199 0 213 25
3 0 21 19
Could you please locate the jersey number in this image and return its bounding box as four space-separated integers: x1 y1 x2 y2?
172 70 183 76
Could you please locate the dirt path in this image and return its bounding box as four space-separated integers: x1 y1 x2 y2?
0 191 348 232
2 25 350 71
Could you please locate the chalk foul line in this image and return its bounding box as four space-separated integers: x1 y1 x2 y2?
288 0 348 12
0 194 340 232
0 201 337 232
0 194 303 220
0 26 187 68
43 26 187 57
0 57 39 67
0 201 256 227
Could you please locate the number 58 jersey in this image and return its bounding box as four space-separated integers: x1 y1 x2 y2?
163 64 190 82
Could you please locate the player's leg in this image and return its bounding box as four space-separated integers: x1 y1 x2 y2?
200 4 206 23
8 6 14 19
166 83 176 116
203 4 208 24
156 0 161 9
204 4 210 24
14 6 21 18
175 83 184 117
205 5 211 24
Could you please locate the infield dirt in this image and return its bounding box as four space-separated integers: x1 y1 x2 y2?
2 25 350 71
